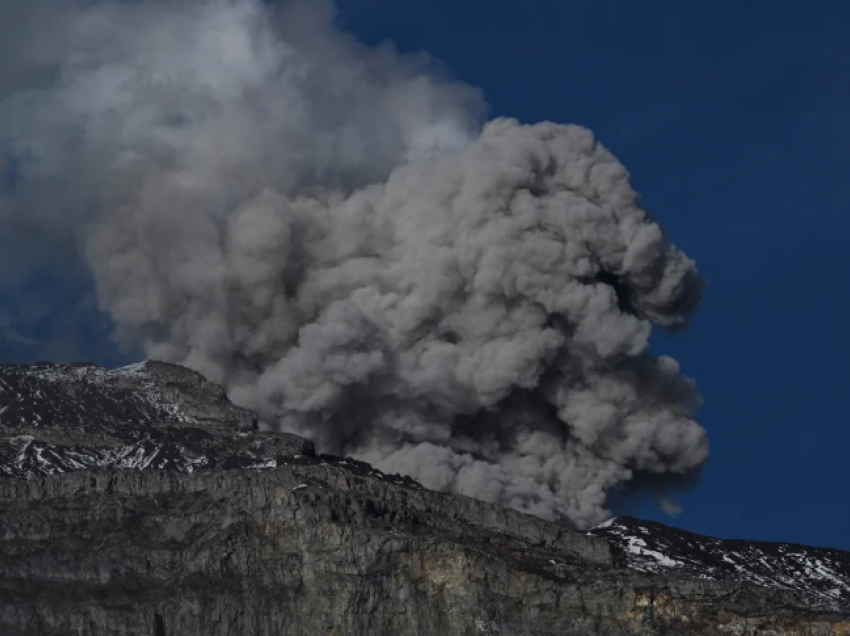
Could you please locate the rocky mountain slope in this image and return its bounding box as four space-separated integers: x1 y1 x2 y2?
1 360 848 635
589 516 850 614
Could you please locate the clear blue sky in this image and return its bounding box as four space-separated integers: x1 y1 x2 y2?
3 0 849 549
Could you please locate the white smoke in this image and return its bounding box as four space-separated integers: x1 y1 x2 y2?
0 0 707 529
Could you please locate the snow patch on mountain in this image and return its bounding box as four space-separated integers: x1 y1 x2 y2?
0 361 421 490
3 360 849 615
589 516 850 613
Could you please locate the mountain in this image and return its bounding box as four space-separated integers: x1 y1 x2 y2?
0 360 848 636
590 516 850 614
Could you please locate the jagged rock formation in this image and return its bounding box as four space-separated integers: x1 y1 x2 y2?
590 516 850 614
1 361 848 635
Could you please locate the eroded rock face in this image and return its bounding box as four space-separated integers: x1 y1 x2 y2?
0 361 848 635
590 516 850 614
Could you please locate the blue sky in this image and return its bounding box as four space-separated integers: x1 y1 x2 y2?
3 0 849 549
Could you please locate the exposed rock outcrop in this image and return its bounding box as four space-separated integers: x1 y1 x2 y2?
1 361 847 635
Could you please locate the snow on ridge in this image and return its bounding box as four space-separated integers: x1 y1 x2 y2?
0 360 200 431
0 361 429 517
621 534 685 568
0 435 271 479
590 517 618 531
114 361 149 376
589 517 850 613
6 361 848 614
5 360 153 387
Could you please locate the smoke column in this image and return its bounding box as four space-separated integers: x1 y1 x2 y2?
0 0 707 528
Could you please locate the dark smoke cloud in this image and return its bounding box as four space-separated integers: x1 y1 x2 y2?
0 0 707 528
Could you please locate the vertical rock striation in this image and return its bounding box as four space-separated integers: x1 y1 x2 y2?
0 361 847 635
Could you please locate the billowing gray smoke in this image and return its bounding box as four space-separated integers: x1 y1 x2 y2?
0 0 707 528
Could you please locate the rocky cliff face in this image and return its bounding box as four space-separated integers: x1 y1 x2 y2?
1 361 848 636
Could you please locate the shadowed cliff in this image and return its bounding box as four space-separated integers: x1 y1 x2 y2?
0 361 847 635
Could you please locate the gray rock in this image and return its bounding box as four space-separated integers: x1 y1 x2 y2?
0 361 848 635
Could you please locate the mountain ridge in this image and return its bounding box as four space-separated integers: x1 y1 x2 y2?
0 360 847 635
590 516 850 613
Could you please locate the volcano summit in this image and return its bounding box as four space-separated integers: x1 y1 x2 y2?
0 360 847 635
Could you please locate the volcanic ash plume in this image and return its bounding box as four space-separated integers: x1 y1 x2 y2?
0 0 707 528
